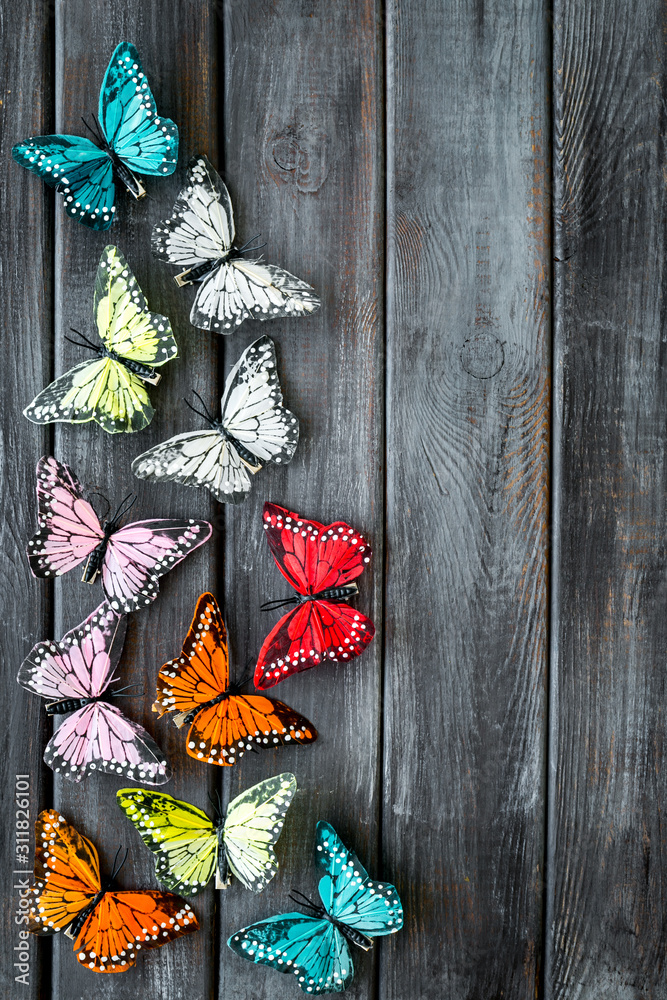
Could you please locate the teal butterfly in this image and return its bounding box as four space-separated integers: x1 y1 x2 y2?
228 820 403 994
12 42 178 230
117 773 296 895
23 245 177 434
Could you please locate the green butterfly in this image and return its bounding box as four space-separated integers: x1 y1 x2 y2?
24 244 177 433
117 773 296 895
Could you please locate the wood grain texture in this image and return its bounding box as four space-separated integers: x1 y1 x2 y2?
49 3 219 997
0 3 53 997
216 1 384 998
547 3 667 997
383 1 550 997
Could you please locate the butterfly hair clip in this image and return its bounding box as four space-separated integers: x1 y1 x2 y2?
132 336 298 503
17 602 170 784
13 42 178 230
151 155 320 332
27 456 212 613
117 772 296 895
255 503 376 689
24 246 178 434
153 592 317 765
27 809 198 973
228 820 403 993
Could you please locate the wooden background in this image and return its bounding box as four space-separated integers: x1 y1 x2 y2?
0 1 664 997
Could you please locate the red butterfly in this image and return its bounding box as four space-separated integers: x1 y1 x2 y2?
255 502 375 689
28 809 198 973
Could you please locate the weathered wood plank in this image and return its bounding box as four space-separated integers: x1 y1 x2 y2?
50 4 218 997
216 1 384 997
383 1 551 997
547 3 667 997
0 5 53 998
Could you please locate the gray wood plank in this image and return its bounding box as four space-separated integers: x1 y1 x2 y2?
547 3 667 997
0 5 53 998
216 1 385 997
383 1 551 997
50 4 219 997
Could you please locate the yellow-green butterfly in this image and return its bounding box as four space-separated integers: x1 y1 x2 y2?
24 245 177 433
117 773 296 895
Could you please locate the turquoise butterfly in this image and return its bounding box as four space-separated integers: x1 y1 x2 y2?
12 42 178 230
228 820 403 994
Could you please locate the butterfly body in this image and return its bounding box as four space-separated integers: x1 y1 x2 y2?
152 155 319 332
153 593 317 765
117 773 297 895
228 821 403 994
99 343 161 384
17 602 171 784
256 504 376 689
28 810 197 973
13 42 178 230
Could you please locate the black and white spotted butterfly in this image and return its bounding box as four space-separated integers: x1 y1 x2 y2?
151 154 321 333
131 336 299 504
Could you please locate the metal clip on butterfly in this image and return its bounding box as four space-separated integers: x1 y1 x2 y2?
117 773 296 895
12 42 178 230
27 456 212 613
256 503 376 689
228 820 403 994
153 592 317 764
17 602 171 783
151 155 320 332
24 246 178 434
132 336 298 503
28 809 198 973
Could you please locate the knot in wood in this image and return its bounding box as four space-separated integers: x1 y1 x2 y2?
460 334 505 379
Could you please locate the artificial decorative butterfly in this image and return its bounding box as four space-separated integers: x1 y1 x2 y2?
27 455 212 613
131 336 298 503
12 41 178 230
255 503 375 689
117 772 296 895
17 602 170 784
153 592 317 765
24 245 178 433
27 809 198 973
151 154 320 332
228 820 403 994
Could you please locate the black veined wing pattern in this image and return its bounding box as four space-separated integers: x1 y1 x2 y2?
132 336 299 503
151 154 320 332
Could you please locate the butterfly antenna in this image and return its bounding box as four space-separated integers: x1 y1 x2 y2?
182 395 214 426
110 846 129 881
110 492 138 526
65 327 99 352
109 681 145 698
85 490 111 522
289 890 323 915
235 233 266 255
191 389 217 424
260 595 301 613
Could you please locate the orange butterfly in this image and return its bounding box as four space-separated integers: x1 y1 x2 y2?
153 592 318 765
28 809 198 973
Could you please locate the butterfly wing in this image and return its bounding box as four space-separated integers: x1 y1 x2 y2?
221 335 299 465
74 891 197 973
316 822 403 937
191 258 320 334
131 429 253 505
45 702 171 785
22 358 154 433
99 41 178 177
27 455 103 578
228 914 353 994
222 773 296 892
95 245 178 364
102 518 212 614
28 809 101 936
116 789 217 896
12 135 116 230
151 154 234 267
17 601 125 702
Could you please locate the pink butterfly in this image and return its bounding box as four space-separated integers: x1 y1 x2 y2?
17 602 171 784
27 456 212 613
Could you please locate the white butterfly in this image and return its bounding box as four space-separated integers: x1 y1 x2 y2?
151 155 321 333
131 336 299 504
